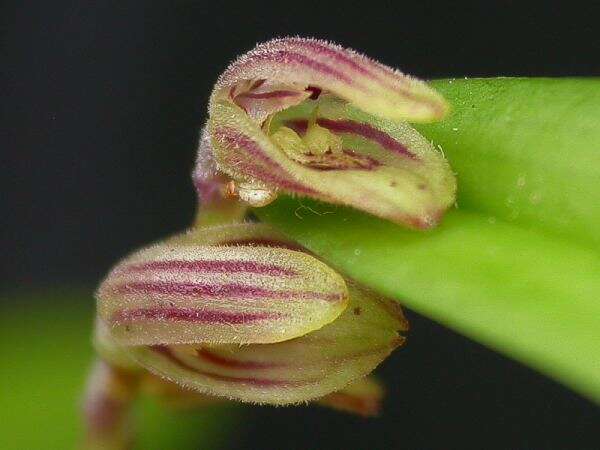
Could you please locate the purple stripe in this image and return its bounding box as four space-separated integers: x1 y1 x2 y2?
237 90 302 100
318 119 416 159
282 38 440 107
237 49 357 86
151 346 311 387
113 281 344 302
197 341 399 372
213 127 320 196
285 119 308 134
286 119 416 160
196 348 284 370
214 127 281 169
288 39 409 86
112 307 278 325
236 161 320 195
285 38 379 80
121 259 297 277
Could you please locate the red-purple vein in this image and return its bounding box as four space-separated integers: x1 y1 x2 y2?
195 342 399 372
286 118 416 160
236 90 302 100
112 307 279 325
150 345 310 387
237 161 319 195
214 127 319 195
283 39 379 80
114 281 344 302
196 348 285 370
281 39 440 108
235 49 358 86
120 259 297 277
214 127 278 169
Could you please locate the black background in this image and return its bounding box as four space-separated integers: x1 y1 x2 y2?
3 1 599 449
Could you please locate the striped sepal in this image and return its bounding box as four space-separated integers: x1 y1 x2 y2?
212 37 447 122
96 224 348 346
129 281 407 404
203 38 456 228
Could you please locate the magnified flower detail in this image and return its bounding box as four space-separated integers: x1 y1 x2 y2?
94 224 407 405
199 37 456 228
96 224 349 348
85 37 455 447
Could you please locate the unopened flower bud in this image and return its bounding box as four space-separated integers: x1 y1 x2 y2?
95 223 407 405
96 224 348 346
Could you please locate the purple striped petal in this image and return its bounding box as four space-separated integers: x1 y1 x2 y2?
202 38 457 228
209 96 456 228
132 363 384 416
191 126 248 226
212 37 448 122
93 222 409 406
228 79 311 123
129 281 407 404
96 223 348 346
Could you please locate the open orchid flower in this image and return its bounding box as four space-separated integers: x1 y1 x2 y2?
93 223 407 406
195 37 456 228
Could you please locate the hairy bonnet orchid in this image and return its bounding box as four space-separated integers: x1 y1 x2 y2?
195 37 456 228
85 37 454 448
85 224 407 446
95 224 406 405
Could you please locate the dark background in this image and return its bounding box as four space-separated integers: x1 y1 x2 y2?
3 1 599 449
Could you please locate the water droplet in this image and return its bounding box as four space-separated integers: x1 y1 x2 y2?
238 183 277 207
516 175 526 188
354 249 362 256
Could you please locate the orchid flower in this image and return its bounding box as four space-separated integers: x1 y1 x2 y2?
91 223 406 404
85 38 454 448
85 224 407 447
194 37 456 228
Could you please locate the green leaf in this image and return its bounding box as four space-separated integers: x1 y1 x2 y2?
0 289 240 450
255 78 600 403
419 78 600 248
